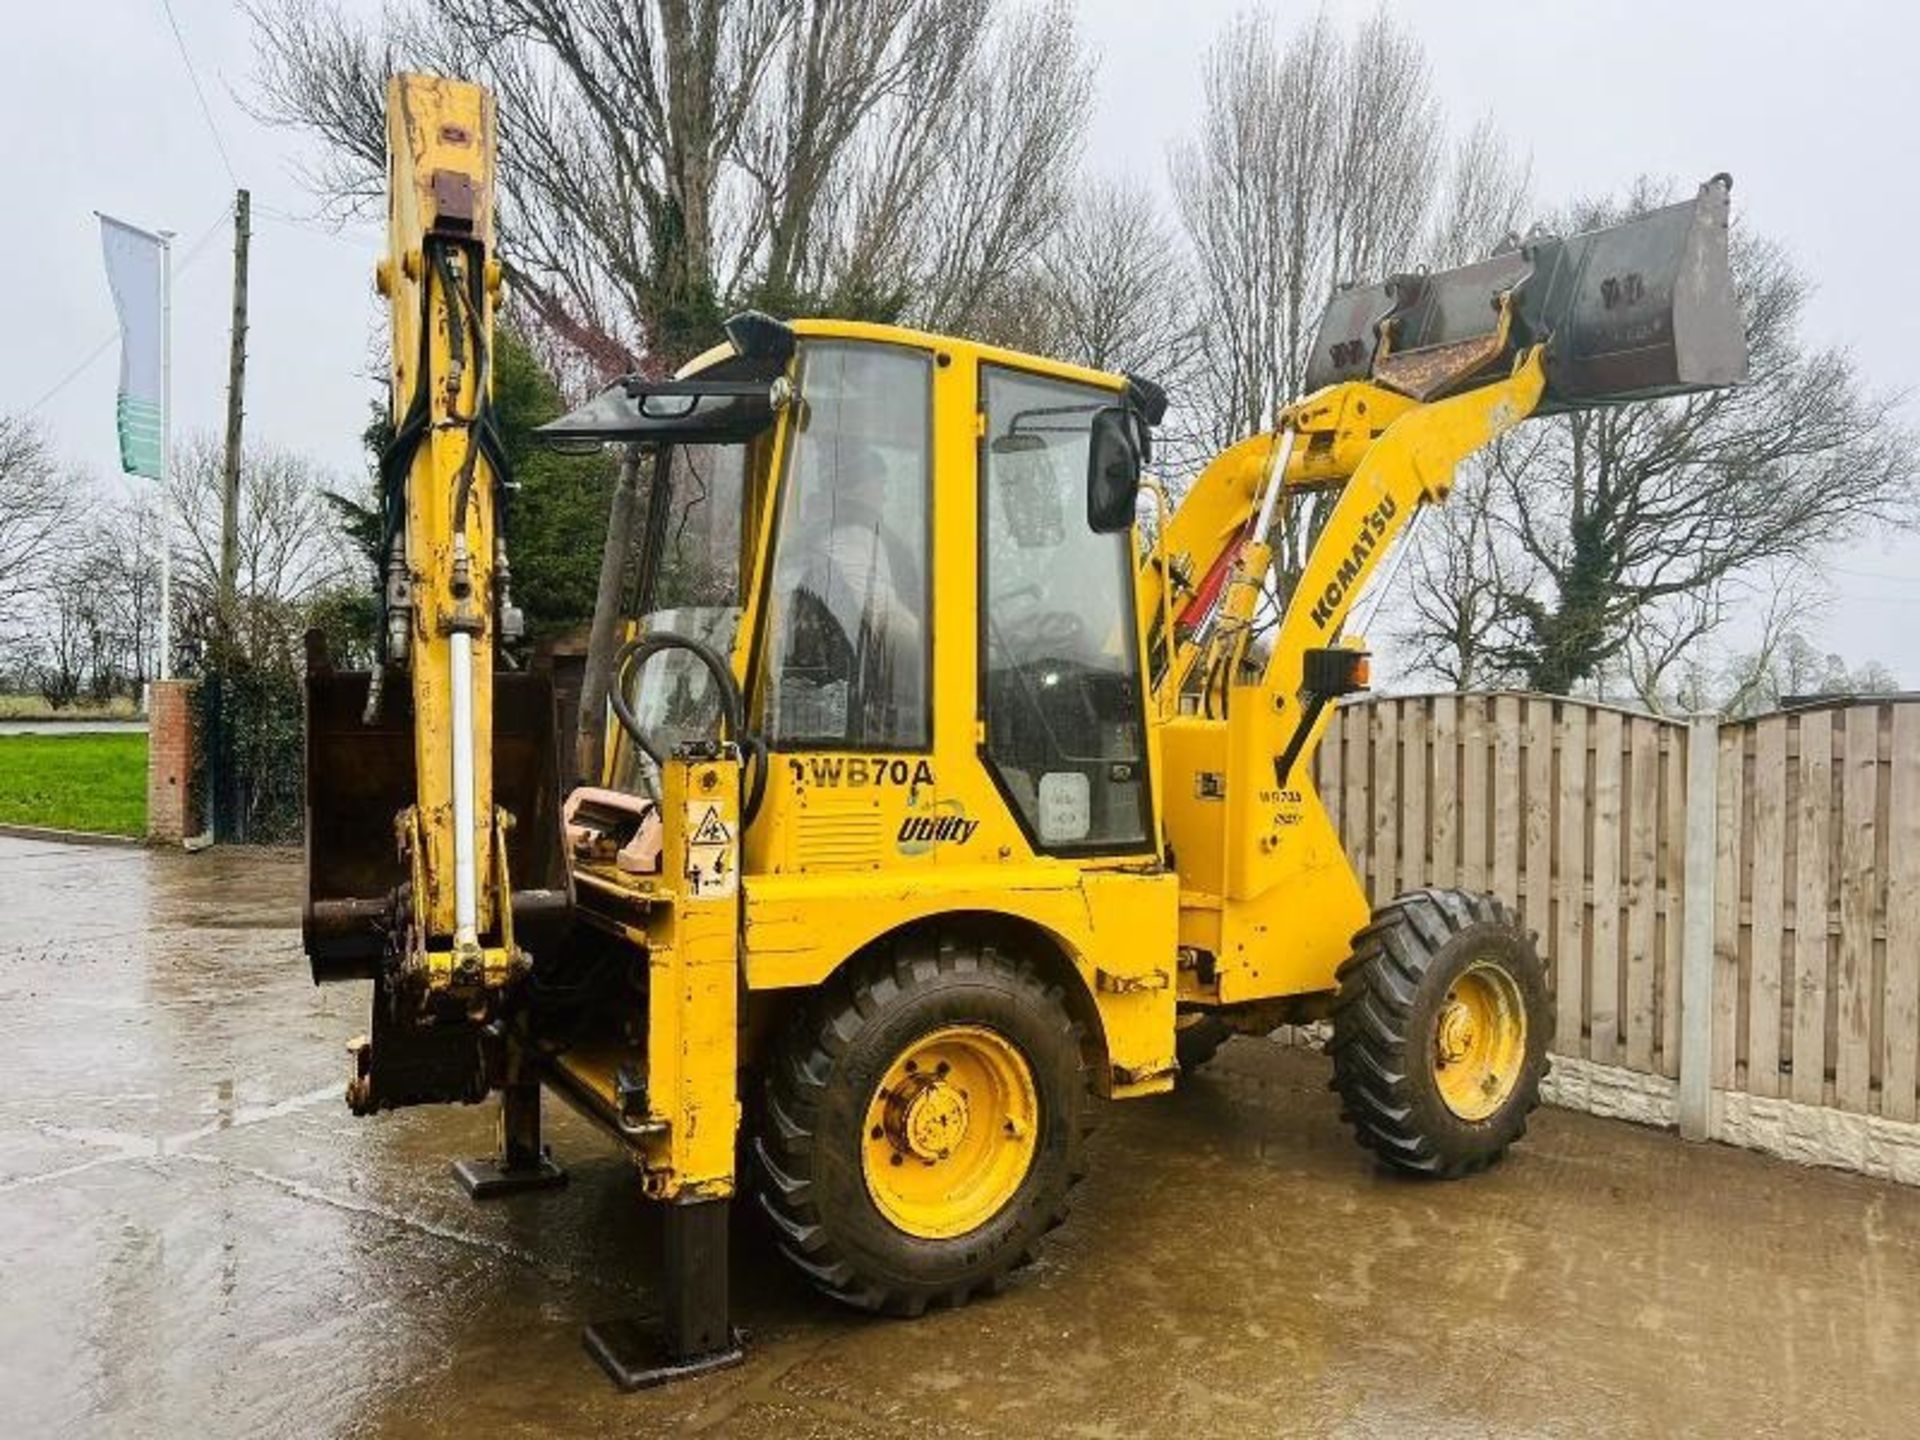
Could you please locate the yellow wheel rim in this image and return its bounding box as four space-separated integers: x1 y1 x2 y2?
862 1024 1039 1240
1432 960 1528 1121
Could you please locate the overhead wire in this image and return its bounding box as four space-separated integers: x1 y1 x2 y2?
253 204 376 249
153 2 372 253
155 0 240 188
1820 562 1920 586
31 6 361 424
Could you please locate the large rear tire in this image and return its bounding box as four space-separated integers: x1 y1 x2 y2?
753 936 1086 1316
1330 888 1551 1178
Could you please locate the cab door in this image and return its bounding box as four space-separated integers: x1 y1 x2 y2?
976 363 1155 859
749 339 938 875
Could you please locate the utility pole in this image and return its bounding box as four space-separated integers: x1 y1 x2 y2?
218 188 251 639
207 189 251 844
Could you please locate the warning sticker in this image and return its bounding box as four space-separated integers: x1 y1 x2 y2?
690 805 731 847
684 799 737 899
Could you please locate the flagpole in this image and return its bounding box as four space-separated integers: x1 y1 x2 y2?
159 228 174 683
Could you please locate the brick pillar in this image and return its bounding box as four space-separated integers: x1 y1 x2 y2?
146 679 198 844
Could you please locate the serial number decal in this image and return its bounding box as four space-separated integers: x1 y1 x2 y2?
1261 787 1305 828
788 756 936 788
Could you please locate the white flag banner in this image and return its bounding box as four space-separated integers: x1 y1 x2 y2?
99 214 165 480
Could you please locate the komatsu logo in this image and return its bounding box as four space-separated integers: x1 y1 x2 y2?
1309 495 1398 630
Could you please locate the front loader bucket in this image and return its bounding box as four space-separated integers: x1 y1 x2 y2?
303 668 572 981
1305 174 1746 410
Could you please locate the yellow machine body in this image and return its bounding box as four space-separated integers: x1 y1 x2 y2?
303 74 1743 1377
550 322 1546 1165
558 323 1190 1163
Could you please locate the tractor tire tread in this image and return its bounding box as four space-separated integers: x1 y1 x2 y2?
752 937 1086 1317
1330 887 1553 1180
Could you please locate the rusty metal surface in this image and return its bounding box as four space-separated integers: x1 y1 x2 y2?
1372 329 1510 402
5 833 1920 1436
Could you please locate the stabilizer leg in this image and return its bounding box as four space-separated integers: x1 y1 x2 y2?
583 1197 746 1390
452 1081 568 1197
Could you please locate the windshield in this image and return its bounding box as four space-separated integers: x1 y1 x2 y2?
611 441 752 794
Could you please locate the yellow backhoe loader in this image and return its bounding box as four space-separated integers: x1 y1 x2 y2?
303 73 1746 1387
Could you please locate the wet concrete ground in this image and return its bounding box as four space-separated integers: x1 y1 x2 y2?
3 833 1917 1438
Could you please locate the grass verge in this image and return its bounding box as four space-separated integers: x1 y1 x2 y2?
0 733 148 837
0 693 142 721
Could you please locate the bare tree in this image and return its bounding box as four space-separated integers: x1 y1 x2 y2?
901 3 1091 332
35 572 90 709
249 0 1090 372
170 433 357 671
1425 116 1533 269
0 416 78 637
1173 10 1441 455
1404 193 1919 695
1765 636 1899 705
1646 615 1900 719
97 489 164 691
1171 3 1502 630
1026 175 1195 379
1396 478 1512 688
1174 11 1324 455
17 479 161 706
1610 561 1816 713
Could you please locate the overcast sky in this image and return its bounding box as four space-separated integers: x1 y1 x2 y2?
8 1 1918 681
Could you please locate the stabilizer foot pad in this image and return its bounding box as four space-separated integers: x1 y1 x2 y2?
450 1153 568 1199
583 1318 746 1391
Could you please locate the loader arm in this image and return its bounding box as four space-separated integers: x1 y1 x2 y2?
1144 172 1743 733
1153 174 1743 1006
1142 352 1543 732
1139 374 1429 713
1153 358 1547 1000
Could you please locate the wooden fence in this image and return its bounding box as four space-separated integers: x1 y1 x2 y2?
1313 694 1920 1139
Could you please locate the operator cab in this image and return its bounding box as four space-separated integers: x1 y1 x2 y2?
543 314 1163 877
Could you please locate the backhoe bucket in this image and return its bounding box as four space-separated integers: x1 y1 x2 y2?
303 668 572 981
1305 175 1746 411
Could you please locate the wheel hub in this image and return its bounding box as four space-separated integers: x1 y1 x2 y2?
862 1025 1039 1239
1437 1001 1477 1064
887 1074 971 1161
1432 959 1529 1122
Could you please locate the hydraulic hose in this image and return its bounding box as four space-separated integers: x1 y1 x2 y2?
608 632 768 827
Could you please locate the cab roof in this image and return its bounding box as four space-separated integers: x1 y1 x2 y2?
679 317 1129 395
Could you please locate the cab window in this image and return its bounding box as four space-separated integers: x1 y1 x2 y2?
609 441 749 794
980 365 1150 852
760 342 933 749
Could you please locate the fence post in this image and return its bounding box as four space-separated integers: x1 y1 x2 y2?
1677 711 1721 1141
